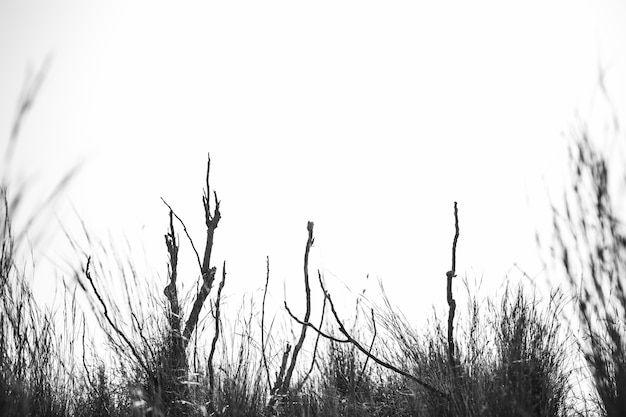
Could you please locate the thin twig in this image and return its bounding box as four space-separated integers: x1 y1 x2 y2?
261 256 272 388
286 251 449 398
160 198 202 273
284 301 349 344
355 308 377 391
321 277 448 396
131 311 156 362
83 257 151 377
163 209 181 334
296 279 327 392
208 261 227 393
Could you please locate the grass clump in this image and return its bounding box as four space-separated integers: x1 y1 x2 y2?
373 281 571 417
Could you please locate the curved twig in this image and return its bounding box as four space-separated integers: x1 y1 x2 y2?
355 308 377 391
280 221 315 394
296 287 327 392
286 237 450 399
83 257 151 377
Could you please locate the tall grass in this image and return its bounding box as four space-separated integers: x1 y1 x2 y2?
3 64 625 417
0 213 68 417
371 280 572 416
0 159 602 416
1 62 80 417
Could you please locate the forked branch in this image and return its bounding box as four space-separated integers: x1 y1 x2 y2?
183 154 222 346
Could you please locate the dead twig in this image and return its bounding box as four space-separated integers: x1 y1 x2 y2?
355 308 377 392
183 154 221 346
83 257 151 378
279 221 315 394
163 210 182 338
261 256 272 388
267 343 292 414
296 286 327 392
160 198 202 274
285 222 450 399
446 202 460 369
208 261 226 393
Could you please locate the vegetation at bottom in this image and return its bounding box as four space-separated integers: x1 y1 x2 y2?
3 69 626 417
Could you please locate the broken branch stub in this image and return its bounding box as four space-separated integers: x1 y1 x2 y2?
446 202 460 370
164 210 181 334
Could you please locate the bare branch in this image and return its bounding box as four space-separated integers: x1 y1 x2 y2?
296 287 327 392
183 154 221 345
163 210 182 336
279 221 315 394
208 261 227 393
131 311 156 362
284 299 347 344
446 202 460 369
83 257 150 377
288 258 449 398
268 343 292 412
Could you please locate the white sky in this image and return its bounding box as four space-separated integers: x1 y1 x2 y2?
2 1 626 323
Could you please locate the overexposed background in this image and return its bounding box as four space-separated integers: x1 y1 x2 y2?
1 1 626 324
